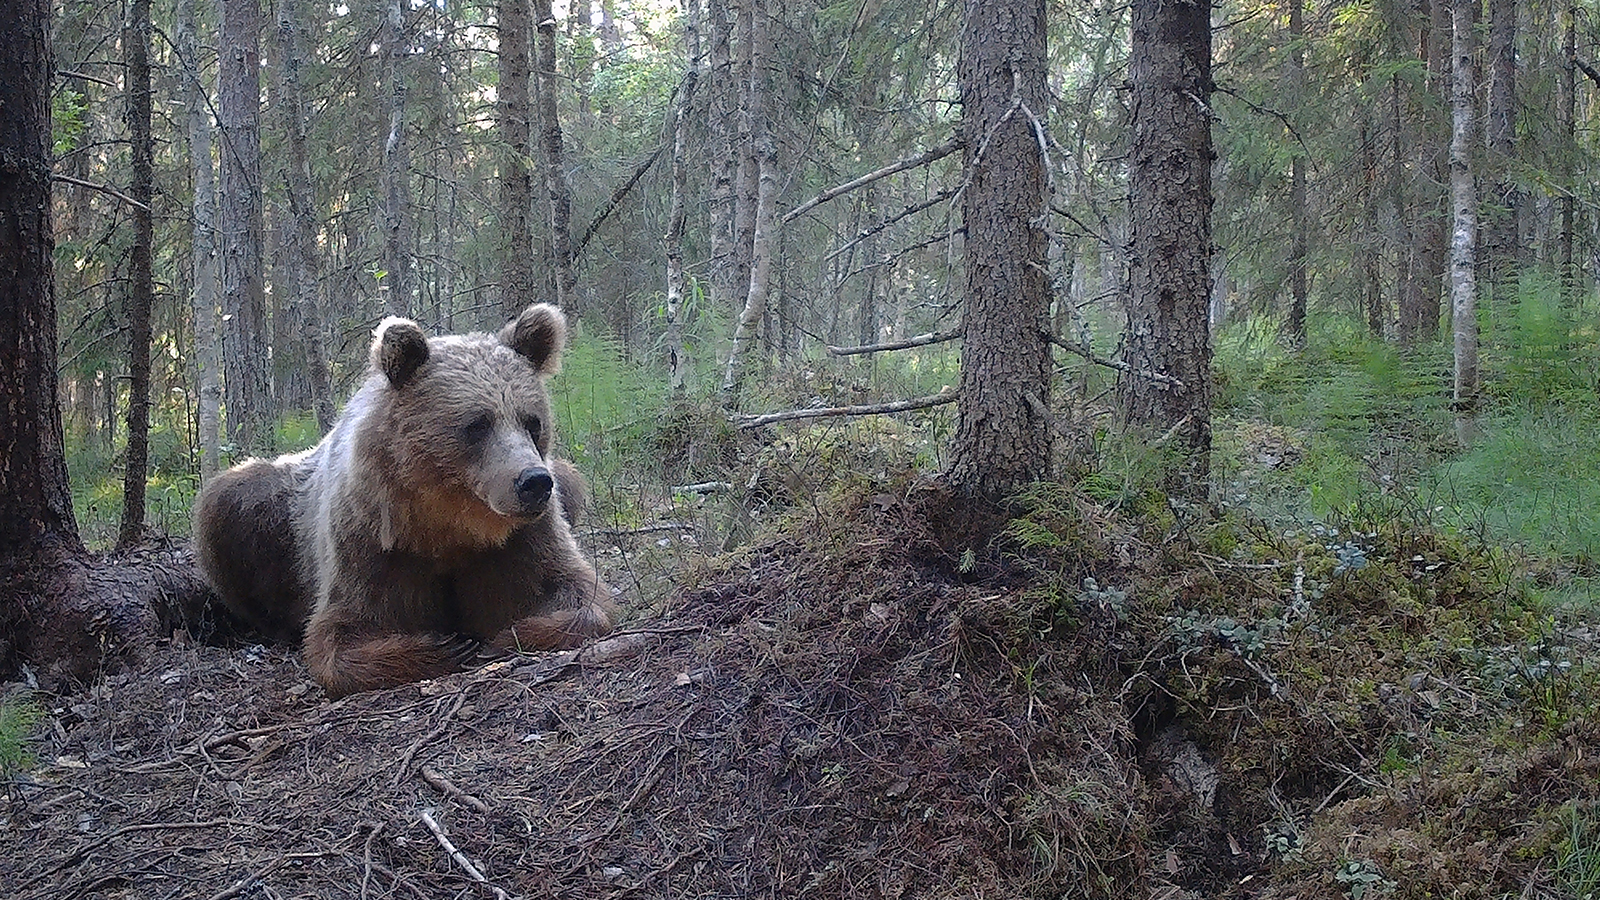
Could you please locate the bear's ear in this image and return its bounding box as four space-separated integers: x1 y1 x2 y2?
500 303 566 375
372 317 430 388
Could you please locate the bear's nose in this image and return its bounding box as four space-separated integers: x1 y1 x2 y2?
515 466 554 506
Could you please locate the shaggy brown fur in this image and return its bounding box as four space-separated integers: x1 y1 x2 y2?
193 305 615 698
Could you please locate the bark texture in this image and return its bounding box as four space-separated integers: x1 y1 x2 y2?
499 0 536 321
1118 0 1214 495
381 0 413 317
946 0 1053 499
178 0 222 481
218 0 272 454
119 0 155 549
534 0 576 313
1286 0 1307 347
1449 0 1478 443
1483 0 1517 302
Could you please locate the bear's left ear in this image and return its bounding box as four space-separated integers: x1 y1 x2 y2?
372 317 430 387
500 303 566 375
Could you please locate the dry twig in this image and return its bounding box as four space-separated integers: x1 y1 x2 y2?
419 808 509 900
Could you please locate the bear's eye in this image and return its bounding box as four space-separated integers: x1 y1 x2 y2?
462 414 493 444
522 415 542 440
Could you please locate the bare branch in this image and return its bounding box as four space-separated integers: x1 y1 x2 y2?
51 173 151 212
419 808 509 900
57 69 118 88
573 145 664 259
828 325 962 356
1043 331 1186 388
782 137 961 224
735 388 957 429
1576 56 1600 89
825 188 957 262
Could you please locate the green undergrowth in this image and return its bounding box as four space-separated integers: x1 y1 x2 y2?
990 474 1600 897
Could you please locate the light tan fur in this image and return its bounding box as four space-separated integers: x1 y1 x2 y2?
193 304 614 698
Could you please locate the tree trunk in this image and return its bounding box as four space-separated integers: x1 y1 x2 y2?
1285 0 1307 348
945 0 1052 499
1 0 215 687
534 0 577 314
118 0 155 550
664 0 700 393
381 0 413 317
218 0 272 455
499 0 535 321
705 0 737 322
177 0 222 482
719 1 774 403
730 0 758 313
275 0 334 432
1483 0 1516 317
1561 4 1576 303
1362 113 1384 338
1119 0 1214 496
1449 0 1479 444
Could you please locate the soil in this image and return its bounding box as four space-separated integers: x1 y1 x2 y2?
2 475 1595 900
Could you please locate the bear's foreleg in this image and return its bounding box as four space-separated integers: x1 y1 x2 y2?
303 615 486 699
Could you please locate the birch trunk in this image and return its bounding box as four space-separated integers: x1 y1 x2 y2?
1449 0 1479 444
664 0 700 393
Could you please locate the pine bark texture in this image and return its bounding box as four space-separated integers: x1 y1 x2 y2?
1449 0 1478 441
534 0 576 313
274 0 334 431
218 0 272 454
118 0 155 549
178 0 222 481
946 0 1053 499
1484 0 1517 301
1119 0 1214 495
0 0 215 685
499 0 536 321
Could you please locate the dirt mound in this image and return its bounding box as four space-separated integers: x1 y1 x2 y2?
3 475 1596 899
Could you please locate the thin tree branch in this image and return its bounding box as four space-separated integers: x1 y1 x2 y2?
828 325 962 356
573 145 664 259
51 173 151 212
782 137 961 224
58 69 118 88
735 388 957 429
1575 56 1600 88
824 188 957 262
1043 330 1186 388
419 808 509 900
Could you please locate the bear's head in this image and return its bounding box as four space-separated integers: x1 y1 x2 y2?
367 304 569 542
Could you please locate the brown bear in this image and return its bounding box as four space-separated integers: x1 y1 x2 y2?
193 304 615 698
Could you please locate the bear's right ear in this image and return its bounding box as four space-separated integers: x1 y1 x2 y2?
372 317 430 388
500 303 566 375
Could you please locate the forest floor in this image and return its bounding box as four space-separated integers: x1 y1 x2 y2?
2 468 1598 899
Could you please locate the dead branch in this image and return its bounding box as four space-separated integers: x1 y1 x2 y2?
419 808 509 900
735 387 957 430
782 137 960 225
392 691 468 786
1043 331 1186 388
573 145 664 259
420 766 491 814
58 69 118 88
824 188 957 262
1577 56 1600 89
828 325 962 356
52 173 152 212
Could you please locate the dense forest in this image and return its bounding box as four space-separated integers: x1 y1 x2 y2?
3 0 1600 896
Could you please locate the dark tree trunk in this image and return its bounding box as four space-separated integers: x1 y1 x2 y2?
118 0 155 550
946 0 1053 499
534 0 576 314
1483 0 1517 313
1118 0 1214 496
1 0 214 688
218 0 272 454
499 0 535 321
1285 0 1307 348
177 0 222 482
1561 5 1576 303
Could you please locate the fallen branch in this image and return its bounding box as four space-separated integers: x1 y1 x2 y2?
782 138 960 225
419 808 509 900
1043 331 1186 388
735 388 957 430
672 481 732 494
828 325 962 356
420 766 491 814
392 691 469 786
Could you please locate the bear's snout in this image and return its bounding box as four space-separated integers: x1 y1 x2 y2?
515 466 555 507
